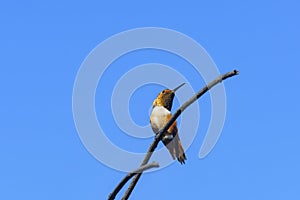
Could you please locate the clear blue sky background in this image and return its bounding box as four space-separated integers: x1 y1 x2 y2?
1 1 300 199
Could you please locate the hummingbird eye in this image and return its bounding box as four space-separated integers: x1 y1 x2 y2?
161 90 165 94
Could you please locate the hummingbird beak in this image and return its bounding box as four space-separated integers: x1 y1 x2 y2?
172 83 185 92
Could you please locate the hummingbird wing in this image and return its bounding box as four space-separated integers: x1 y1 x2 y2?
162 114 187 164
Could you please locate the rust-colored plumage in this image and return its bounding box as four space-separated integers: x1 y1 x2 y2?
150 83 187 164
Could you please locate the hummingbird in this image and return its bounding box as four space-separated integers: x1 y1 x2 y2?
150 83 187 164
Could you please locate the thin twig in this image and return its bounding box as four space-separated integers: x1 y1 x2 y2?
110 70 239 200
108 162 159 200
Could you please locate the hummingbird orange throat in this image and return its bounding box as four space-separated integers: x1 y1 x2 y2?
150 83 187 164
152 82 185 111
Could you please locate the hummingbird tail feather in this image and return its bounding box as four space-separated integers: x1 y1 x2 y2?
177 139 187 164
162 134 187 164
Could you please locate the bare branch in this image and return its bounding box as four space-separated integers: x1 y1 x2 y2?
108 162 159 200
109 70 239 200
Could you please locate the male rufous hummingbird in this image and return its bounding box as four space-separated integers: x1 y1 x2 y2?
150 83 187 164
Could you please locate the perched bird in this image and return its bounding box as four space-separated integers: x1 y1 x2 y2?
150 83 187 164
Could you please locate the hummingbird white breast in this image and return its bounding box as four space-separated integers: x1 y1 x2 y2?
150 105 171 134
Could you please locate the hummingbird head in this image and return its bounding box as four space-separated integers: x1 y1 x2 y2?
153 83 185 111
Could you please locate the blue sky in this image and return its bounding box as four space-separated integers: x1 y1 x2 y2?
1 1 300 199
